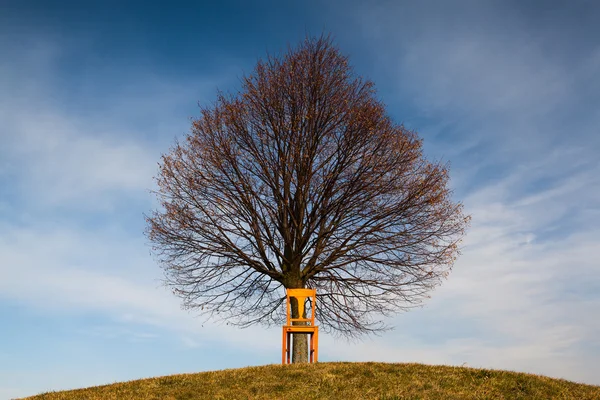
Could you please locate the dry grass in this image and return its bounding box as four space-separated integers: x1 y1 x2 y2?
21 362 600 400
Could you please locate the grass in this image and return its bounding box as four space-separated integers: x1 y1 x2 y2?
20 362 600 400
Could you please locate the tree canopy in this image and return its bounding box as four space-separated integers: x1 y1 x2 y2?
147 35 469 340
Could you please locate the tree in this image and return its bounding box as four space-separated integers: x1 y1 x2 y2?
146 35 469 363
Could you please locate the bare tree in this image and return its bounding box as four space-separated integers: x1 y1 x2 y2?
147 35 469 363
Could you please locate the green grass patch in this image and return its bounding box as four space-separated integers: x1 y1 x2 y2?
20 362 600 400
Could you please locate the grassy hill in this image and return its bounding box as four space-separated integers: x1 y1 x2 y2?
21 362 600 400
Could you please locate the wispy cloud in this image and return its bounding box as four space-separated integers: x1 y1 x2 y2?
320 162 600 382
0 35 226 211
78 326 159 342
342 0 600 385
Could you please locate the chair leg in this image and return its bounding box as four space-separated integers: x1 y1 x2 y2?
282 328 286 364
287 331 291 364
311 332 315 363
314 328 319 362
308 333 313 363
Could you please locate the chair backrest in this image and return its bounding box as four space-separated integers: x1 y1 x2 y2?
286 288 316 326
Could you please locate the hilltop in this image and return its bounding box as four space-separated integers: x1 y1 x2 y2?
21 362 600 400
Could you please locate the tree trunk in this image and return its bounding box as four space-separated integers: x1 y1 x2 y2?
290 296 308 363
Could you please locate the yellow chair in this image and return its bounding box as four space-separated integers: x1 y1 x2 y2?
282 288 319 364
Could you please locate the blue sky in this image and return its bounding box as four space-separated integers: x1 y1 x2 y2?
1 0 599 397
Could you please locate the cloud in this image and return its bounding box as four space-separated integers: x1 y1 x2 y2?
77 326 159 342
0 222 283 350
351 1 600 162
0 34 219 212
4 113 156 208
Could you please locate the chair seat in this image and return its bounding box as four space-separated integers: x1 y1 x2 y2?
283 325 318 333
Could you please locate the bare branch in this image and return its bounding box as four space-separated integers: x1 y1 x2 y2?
146 34 470 338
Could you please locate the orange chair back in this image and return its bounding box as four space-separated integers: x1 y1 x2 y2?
285 288 316 326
